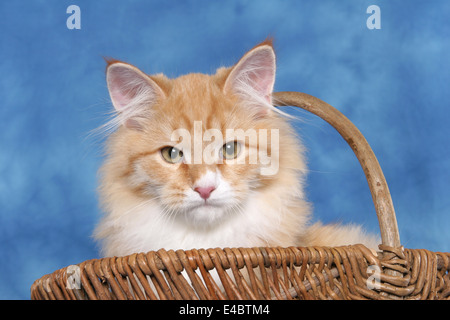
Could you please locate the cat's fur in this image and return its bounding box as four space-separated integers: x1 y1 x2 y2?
94 40 379 258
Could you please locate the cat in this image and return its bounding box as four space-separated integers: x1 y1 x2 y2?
93 39 379 259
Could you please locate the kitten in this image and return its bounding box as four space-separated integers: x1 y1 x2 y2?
94 40 379 258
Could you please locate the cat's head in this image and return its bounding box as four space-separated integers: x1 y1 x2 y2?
102 40 306 227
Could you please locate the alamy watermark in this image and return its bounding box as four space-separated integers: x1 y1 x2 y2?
367 5 381 30
67 5 381 31
366 265 382 290
169 121 280 176
66 5 81 30
66 265 81 290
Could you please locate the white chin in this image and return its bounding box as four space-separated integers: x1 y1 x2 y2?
185 203 229 227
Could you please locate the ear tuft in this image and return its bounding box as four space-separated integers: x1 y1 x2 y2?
106 62 165 129
223 41 276 117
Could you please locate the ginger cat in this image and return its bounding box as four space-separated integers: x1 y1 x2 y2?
94 40 379 258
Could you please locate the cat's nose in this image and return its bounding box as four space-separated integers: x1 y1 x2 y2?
194 186 216 200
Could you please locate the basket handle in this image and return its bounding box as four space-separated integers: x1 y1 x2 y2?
273 91 401 248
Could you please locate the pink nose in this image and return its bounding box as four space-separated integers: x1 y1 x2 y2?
194 186 216 200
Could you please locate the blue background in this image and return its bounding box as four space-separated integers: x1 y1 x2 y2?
1 0 449 299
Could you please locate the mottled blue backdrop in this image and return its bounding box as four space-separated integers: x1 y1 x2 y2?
1 0 449 299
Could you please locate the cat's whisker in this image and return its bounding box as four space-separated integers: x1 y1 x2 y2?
121 197 156 217
228 201 246 221
157 201 178 225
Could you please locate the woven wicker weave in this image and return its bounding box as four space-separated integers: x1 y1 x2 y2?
31 91 450 300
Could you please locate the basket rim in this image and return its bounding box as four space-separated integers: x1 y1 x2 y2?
30 244 450 300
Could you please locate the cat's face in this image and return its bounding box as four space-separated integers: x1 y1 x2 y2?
104 41 297 227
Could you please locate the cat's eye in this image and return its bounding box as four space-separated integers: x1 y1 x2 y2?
221 141 241 160
161 146 184 164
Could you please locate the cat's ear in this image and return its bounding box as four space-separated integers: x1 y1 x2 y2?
106 61 165 130
223 40 276 117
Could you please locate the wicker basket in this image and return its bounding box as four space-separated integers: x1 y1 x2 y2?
31 91 450 300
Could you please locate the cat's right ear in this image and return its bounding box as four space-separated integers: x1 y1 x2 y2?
106 61 165 130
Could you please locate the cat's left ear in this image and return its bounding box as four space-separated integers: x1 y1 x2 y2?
223 40 276 116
